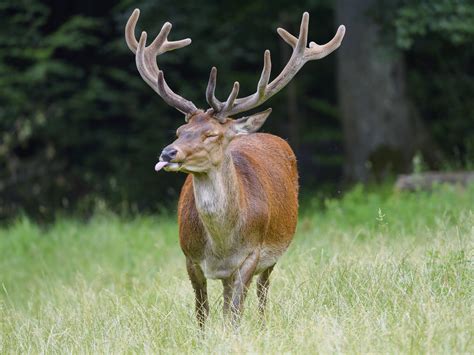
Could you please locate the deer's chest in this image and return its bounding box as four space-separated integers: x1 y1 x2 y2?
191 172 253 278
197 214 250 279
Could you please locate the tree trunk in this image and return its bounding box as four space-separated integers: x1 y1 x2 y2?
335 0 420 182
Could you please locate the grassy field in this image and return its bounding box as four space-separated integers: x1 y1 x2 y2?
1 184 473 353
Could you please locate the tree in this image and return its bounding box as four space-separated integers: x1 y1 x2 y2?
336 0 422 182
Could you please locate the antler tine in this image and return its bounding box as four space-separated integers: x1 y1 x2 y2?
306 25 346 60
206 67 223 113
217 82 240 120
125 9 197 116
150 22 193 55
257 50 272 97
277 28 297 48
135 31 155 88
149 22 172 54
295 12 309 53
125 8 140 53
211 12 345 118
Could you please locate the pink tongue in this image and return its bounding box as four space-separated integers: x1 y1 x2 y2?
155 161 168 172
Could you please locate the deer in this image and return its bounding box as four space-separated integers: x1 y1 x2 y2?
125 9 345 328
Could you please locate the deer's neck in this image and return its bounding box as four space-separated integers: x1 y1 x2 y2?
192 154 241 242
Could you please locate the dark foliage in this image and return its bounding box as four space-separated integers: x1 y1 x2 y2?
0 0 472 219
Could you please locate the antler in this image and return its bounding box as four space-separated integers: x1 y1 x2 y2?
206 12 346 121
125 9 198 115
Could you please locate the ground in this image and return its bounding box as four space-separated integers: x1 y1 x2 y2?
1 184 473 353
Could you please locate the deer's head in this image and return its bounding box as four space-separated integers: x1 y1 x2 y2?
125 9 345 174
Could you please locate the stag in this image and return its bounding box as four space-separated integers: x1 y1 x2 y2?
125 9 345 327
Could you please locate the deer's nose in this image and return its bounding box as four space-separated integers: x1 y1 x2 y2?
160 146 178 162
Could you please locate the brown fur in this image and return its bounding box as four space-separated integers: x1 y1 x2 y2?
178 133 298 261
176 126 298 326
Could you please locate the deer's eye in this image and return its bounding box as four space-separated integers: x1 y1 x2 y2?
204 132 219 141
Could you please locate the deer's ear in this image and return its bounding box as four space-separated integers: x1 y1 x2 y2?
231 108 272 135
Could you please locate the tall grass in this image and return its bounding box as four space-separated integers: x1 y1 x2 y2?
1 184 473 353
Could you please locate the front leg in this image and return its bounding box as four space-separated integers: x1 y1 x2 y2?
229 250 260 326
222 277 233 317
186 258 209 329
257 265 274 319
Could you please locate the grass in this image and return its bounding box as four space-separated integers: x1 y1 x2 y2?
0 184 473 353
